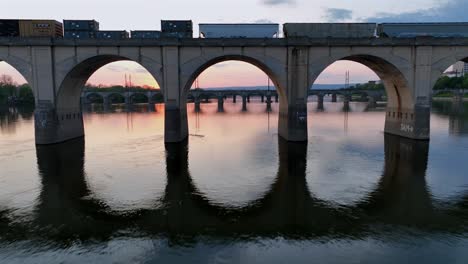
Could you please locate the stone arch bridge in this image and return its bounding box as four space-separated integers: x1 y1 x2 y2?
1 37 466 144
81 88 385 112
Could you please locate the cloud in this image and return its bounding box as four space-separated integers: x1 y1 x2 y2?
261 0 296 6
365 0 468 22
322 8 353 22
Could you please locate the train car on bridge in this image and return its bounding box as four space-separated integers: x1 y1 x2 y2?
377 23 468 38
131 30 162 39
0 19 63 38
283 23 377 38
161 20 193 38
199 24 279 38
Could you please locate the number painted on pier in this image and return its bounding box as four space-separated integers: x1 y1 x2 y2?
400 123 414 133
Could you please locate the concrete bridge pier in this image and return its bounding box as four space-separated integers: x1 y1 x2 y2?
368 96 377 108
217 96 224 112
163 46 188 143
124 95 131 105
332 94 337 103
266 95 272 112
103 96 111 111
242 95 247 111
147 103 155 112
35 102 85 145
165 102 188 143
278 47 308 142
317 94 324 111
194 98 201 112
384 104 431 140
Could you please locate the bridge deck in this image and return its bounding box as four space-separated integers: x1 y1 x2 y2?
2 37 468 47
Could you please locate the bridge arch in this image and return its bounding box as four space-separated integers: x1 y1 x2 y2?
56 55 161 111
84 92 104 104
310 54 413 111
37 55 163 144
129 92 150 104
180 54 287 102
430 50 468 90
106 92 126 104
0 55 33 88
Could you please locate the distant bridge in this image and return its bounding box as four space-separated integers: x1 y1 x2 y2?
81 88 386 112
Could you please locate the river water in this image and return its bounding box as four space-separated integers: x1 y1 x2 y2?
0 99 467 263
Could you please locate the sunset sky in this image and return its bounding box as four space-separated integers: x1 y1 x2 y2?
1 0 465 88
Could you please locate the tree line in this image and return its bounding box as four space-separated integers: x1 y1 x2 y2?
0 75 34 106
433 75 468 90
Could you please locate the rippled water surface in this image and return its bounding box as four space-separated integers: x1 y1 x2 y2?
0 99 467 263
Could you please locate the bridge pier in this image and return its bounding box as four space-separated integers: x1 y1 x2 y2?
266 95 272 112
317 94 324 111
217 96 224 112
242 95 247 111
247 95 250 103
384 104 430 140
278 47 308 142
147 103 155 112
279 102 308 141
368 96 377 108
165 103 188 143
194 97 201 112
35 102 85 145
125 95 131 105
332 94 337 103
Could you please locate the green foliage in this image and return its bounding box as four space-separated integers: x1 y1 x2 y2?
347 82 384 91
0 82 34 106
0 83 17 104
433 75 468 90
18 84 34 104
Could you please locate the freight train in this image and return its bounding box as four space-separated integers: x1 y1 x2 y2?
2 19 468 39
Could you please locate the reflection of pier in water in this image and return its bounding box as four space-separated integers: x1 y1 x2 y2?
0 134 465 245
433 101 468 136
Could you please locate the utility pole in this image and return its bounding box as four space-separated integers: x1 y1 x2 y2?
345 71 350 89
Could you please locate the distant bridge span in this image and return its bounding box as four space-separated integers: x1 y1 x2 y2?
1 37 467 144
81 88 386 111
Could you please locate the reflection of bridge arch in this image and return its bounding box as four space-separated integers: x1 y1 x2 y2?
0 134 456 244
0 135 460 242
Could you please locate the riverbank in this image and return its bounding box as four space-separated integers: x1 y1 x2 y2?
433 97 468 101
